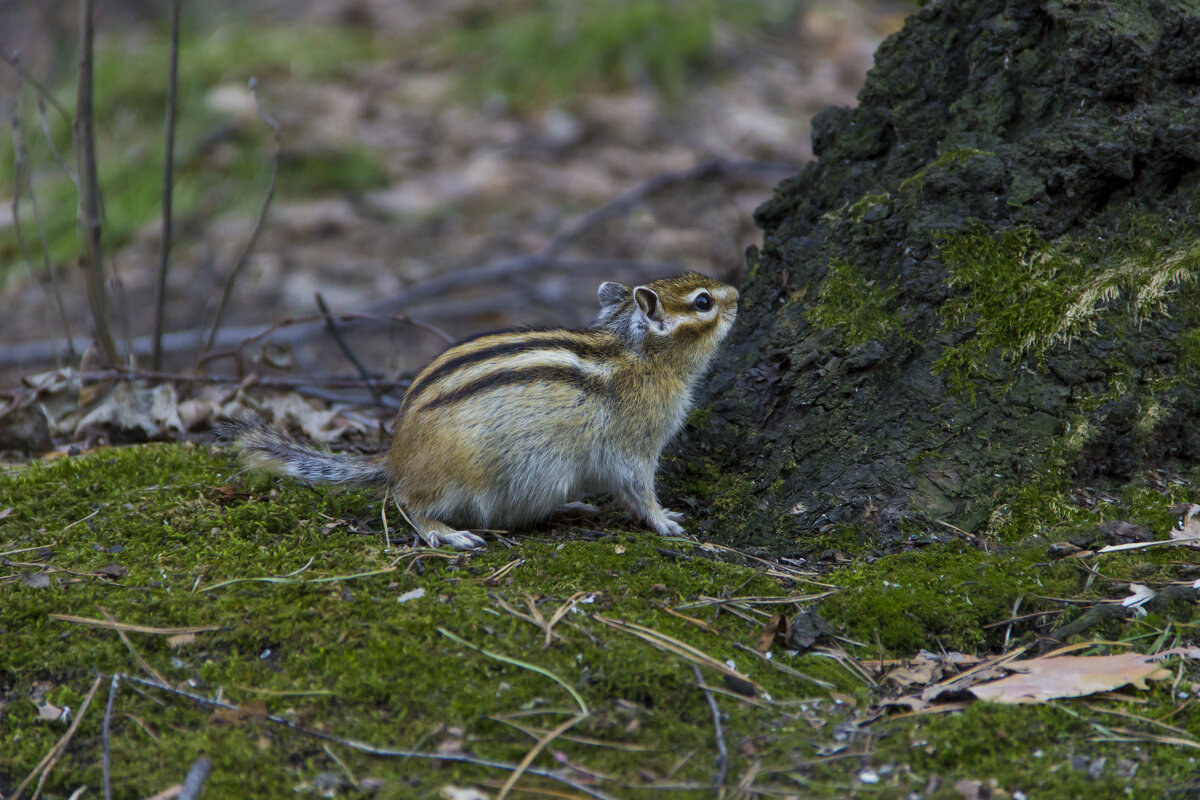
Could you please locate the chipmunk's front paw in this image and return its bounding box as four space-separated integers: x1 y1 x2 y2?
434 529 487 549
412 515 487 550
651 512 686 537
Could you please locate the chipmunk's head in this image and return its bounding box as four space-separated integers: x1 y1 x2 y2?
596 272 738 367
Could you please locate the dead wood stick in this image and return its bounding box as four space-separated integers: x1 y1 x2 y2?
125 676 616 800
152 0 183 370
74 0 120 366
202 77 281 356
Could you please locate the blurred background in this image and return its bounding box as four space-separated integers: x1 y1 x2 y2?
0 0 910 398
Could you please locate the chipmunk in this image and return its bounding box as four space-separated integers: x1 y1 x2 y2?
227 272 738 549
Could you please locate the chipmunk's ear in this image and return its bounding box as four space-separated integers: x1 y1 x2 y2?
634 286 663 321
597 281 630 310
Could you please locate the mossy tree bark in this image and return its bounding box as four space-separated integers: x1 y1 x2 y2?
675 0 1200 552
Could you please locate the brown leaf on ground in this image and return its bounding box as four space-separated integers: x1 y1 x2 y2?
755 613 789 653
969 647 1200 704
886 652 947 688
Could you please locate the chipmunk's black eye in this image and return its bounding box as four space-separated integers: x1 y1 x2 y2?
694 293 714 311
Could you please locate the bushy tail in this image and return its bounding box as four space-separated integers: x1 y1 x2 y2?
218 414 389 488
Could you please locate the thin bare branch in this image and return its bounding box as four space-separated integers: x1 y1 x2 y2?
202 77 281 356
1 50 71 120
74 0 120 366
11 100 76 358
315 292 382 398
125 676 616 800
153 0 183 370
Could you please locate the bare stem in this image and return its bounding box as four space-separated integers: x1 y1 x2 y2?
315 292 383 398
11 98 77 359
74 0 120 366
201 77 281 357
152 0 182 370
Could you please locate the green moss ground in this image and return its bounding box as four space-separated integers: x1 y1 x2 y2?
3 444 1200 797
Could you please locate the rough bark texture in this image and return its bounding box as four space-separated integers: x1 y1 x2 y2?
674 0 1200 552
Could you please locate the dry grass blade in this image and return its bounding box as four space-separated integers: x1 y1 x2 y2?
438 627 589 715
97 607 170 686
676 592 837 610
497 713 589 800
49 614 221 635
1085 703 1194 738
483 558 524 585
731 643 835 690
0 542 57 559
1091 725 1200 750
12 673 104 800
490 715 649 751
654 602 721 634
592 615 760 692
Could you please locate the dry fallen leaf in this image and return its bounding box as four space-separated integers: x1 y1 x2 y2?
755 613 789 653
36 701 67 721
969 647 1200 704
886 652 947 688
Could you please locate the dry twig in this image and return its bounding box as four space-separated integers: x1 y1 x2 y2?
152 0 183 370
315 292 382 398
74 0 120 366
126 676 615 800
10 87 76 358
202 77 281 356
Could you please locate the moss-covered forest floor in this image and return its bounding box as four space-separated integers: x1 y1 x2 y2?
5 1 1200 797
3 444 1200 798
